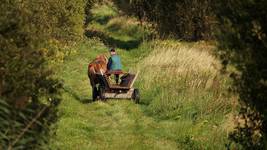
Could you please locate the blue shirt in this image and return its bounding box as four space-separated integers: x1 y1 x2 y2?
107 55 122 71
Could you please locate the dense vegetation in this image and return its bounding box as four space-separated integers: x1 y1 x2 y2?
0 0 86 149
215 0 267 149
113 0 215 40
1 0 266 149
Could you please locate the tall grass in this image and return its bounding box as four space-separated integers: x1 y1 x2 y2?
135 40 236 149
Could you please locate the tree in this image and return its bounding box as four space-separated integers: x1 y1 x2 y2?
113 0 215 40
215 0 267 149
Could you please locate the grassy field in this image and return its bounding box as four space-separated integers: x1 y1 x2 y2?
49 2 237 149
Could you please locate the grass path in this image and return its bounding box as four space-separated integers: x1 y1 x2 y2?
49 2 233 149
49 40 183 149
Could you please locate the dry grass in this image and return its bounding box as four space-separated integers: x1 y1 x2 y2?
137 41 220 90
134 40 236 148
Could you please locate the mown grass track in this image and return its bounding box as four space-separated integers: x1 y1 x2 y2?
49 2 236 149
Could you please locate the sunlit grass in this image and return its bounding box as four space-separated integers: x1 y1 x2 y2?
87 1 150 44
49 2 237 150
49 39 236 149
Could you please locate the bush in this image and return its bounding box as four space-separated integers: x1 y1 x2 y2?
0 0 86 148
215 0 267 149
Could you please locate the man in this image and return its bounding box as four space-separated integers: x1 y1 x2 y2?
107 48 122 84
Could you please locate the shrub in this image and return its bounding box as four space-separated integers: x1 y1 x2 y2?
215 0 267 148
0 0 86 148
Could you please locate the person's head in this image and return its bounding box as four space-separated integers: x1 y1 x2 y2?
109 48 116 55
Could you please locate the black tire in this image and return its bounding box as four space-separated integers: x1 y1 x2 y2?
98 86 105 100
92 87 98 101
132 89 140 104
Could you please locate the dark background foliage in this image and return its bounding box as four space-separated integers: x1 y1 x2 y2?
113 0 215 40
215 0 267 149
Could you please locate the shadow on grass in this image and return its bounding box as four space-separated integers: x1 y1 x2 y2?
94 16 112 25
63 87 94 104
106 23 121 33
85 15 112 27
85 29 142 50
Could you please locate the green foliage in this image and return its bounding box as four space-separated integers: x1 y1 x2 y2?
51 0 86 41
113 0 215 40
215 0 267 149
0 0 86 148
0 98 60 149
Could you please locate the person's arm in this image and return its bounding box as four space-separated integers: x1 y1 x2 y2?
107 57 112 70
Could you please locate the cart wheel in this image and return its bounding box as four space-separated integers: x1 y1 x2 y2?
98 86 105 100
92 87 98 101
133 89 140 104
